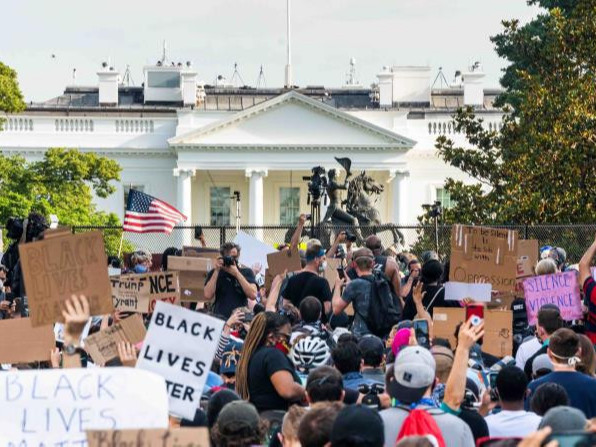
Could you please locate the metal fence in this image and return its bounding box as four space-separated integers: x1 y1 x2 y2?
71 224 596 264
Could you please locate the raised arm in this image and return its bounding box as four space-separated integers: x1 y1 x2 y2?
442 318 484 411
290 214 307 252
327 231 347 258
579 235 596 286
266 273 286 312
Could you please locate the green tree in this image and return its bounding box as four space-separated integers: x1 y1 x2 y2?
0 62 26 129
426 0 596 226
0 148 129 255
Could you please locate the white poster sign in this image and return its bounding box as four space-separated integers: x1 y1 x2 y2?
0 367 168 446
233 231 276 274
136 301 224 419
445 281 492 302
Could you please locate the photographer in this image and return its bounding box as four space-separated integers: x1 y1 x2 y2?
204 242 258 319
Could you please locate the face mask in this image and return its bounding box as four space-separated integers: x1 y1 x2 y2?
275 340 291 355
318 261 327 273
133 264 148 273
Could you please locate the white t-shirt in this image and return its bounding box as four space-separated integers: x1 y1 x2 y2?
515 337 542 370
485 410 542 438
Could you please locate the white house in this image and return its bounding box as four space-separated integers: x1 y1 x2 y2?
0 60 504 246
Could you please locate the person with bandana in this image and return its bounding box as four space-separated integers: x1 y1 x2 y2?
235 311 305 413
204 242 258 319
282 241 333 322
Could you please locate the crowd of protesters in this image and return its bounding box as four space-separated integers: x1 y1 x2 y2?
4 212 596 447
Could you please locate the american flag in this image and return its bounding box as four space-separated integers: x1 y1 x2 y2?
123 189 187 234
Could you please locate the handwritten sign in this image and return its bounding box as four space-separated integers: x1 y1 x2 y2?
0 318 54 364
0 368 168 446
111 272 180 312
19 231 113 326
87 428 209 447
136 301 224 419
450 225 518 293
523 272 582 325
517 239 539 279
84 314 147 365
168 256 214 301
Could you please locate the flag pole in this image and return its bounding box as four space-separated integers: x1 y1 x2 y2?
117 231 125 258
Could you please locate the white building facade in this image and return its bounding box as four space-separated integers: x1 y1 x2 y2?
0 62 504 237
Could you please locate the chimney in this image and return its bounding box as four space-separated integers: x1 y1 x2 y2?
391 66 431 106
181 69 198 107
377 66 393 107
463 62 485 107
97 63 119 106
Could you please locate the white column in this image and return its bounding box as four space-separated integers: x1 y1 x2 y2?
246 168 268 240
389 169 410 226
174 168 195 247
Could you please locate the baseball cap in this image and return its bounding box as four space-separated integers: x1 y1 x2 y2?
532 354 554 376
220 341 243 375
330 404 384 447
216 400 260 434
539 406 587 432
391 346 436 403
353 248 375 261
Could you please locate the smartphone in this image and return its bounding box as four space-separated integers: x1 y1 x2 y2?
488 371 499 402
465 304 484 344
194 226 203 239
337 268 346 280
305 214 312 221
413 319 430 349
543 431 596 447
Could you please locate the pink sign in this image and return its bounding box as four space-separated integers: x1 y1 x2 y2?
523 272 582 325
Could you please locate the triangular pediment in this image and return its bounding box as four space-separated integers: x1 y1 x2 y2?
169 91 415 148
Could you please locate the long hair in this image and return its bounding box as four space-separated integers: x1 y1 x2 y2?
236 311 289 400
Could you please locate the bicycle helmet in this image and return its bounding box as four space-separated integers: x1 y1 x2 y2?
290 336 331 374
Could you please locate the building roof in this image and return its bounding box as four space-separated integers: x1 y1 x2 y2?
27 84 504 114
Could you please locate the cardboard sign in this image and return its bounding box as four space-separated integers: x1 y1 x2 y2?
87 428 210 447
183 246 219 258
0 318 54 364
233 231 276 274
84 314 147 365
111 272 180 312
0 367 168 446
432 307 513 357
136 301 224 419
168 256 214 302
265 248 302 289
517 239 539 279
450 225 518 293
19 230 114 326
445 281 492 302
523 272 582 325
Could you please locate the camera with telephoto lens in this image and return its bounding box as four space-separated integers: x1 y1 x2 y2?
358 383 385 411
222 256 236 267
303 166 327 203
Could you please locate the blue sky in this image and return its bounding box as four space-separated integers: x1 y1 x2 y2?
2 0 540 102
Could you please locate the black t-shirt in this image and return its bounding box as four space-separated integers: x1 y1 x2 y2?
248 346 301 412
459 408 489 442
402 283 455 320
283 271 332 322
206 267 257 319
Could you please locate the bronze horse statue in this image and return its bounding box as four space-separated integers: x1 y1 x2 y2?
285 171 404 248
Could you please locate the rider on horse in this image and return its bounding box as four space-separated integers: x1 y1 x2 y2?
322 169 364 244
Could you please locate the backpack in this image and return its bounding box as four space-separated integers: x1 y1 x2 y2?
396 408 446 447
362 271 402 338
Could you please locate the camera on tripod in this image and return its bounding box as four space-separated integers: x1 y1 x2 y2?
303 166 327 204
